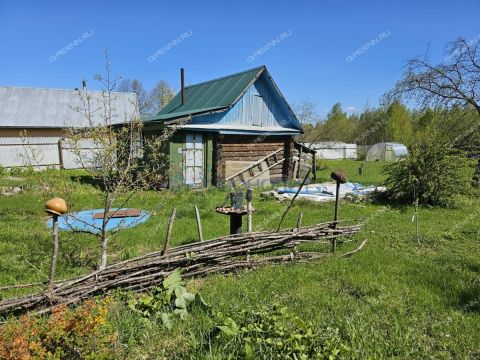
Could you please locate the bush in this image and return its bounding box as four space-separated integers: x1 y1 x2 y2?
8 167 24 176
128 270 209 329
0 297 119 359
384 133 472 206
212 304 350 359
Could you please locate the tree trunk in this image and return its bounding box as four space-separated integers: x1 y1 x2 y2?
98 194 113 271
99 235 108 270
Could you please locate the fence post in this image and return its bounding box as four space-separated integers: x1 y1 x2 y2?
312 151 317 181
57 138 64 170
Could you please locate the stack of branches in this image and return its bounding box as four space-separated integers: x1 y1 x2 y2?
0 221 361 316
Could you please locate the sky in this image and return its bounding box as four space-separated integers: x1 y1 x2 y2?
0 0 479 117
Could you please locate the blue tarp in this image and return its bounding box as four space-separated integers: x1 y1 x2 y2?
277 183 366 197
46 208 150 234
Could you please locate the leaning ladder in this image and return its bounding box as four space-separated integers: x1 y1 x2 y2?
225 148 285 188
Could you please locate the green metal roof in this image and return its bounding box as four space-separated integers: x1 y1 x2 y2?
145 66 265 122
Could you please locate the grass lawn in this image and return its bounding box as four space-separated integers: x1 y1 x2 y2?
0 160 479 358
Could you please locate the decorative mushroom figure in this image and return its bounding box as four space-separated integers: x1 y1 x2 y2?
45 197 68 216
45 197 67 290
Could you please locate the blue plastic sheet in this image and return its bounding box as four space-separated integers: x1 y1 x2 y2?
46 208 150 234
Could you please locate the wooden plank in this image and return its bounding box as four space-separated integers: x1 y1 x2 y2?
92 209 141 219
194 205 204 242
223 156 283 162
220 136 288 144
222 147 284 154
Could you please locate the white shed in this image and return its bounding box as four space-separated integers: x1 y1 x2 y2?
304 142 357 160
0 86 138 169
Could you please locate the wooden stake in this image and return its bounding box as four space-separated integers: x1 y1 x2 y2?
194 205 204 242
48 214 59 290
413 186 420 245
296 212 303 231
293 211 302 259
246 188 253 233
57 139 64 170
162 208 176 255
414 198 420 245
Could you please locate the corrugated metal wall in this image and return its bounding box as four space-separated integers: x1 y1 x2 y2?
0 136 60 168
0 136 98 169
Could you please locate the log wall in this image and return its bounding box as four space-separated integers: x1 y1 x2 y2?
213 135 292 185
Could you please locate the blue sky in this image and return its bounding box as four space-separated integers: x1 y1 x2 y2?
0 0 478 117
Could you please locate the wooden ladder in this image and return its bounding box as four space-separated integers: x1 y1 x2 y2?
225 148 284 188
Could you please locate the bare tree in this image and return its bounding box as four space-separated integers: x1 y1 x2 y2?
116 78 152 116
292 100 322 143
67 50 173 270
386 37 480 184
386 37 480 117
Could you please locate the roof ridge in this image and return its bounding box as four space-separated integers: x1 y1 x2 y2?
184 65 265 89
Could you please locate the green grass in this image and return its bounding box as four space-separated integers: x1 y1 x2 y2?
316 159 389 185
1 160 480 358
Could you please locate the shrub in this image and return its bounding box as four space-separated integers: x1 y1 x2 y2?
0 297 119 359
8 167 24 176
128 270 209 329
212 304 350 359
384 132 472 206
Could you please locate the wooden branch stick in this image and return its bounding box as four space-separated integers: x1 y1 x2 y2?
162 208 176 255
277 169 311 231
194 205 204 242
340 239 368 257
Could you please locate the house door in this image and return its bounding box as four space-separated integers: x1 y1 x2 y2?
184 133 204 187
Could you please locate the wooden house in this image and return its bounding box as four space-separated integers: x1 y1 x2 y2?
143 66 316 188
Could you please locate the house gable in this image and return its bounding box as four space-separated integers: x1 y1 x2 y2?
180 72 302 135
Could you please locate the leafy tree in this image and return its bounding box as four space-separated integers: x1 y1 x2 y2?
353 107 387 145
322 103 357 142
149 80 175 114
385 101 412 145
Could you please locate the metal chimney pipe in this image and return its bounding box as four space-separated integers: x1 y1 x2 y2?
181 68 185 105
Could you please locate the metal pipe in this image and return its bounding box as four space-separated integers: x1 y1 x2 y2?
331 170 347 253
181 68 185 105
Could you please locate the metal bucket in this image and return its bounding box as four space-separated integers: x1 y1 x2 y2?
230 192 243 209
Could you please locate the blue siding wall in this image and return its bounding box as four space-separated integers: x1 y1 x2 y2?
188 74 301 130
